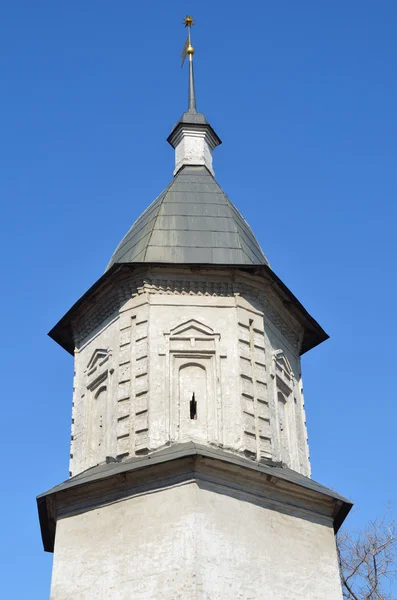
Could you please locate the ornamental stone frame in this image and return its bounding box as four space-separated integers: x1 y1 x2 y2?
272 348 309 474
162 319 226 447
82 347 115 471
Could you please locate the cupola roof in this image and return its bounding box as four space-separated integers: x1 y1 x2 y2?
49 16 328 359
107 25 268 271
106 166 269 270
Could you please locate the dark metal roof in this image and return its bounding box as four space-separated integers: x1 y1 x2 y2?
37 442 352 551
106 166 269 270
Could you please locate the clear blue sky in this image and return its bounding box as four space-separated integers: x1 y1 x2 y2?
1 1 396 597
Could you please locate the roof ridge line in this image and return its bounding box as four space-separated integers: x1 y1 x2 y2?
142 178 175 262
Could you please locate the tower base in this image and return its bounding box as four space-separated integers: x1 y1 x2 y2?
38 444 351 599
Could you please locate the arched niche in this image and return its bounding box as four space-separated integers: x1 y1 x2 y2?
277 390 290 465
274 349 297 468
178 363 207 439
89 385 107 459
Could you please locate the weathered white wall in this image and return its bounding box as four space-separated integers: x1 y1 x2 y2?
265 320 310 475
169 125 218 176
236 297 310 475
70 269 309 477
50 483 343 600
71 315 120 475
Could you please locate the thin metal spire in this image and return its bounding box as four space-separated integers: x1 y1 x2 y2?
182 16 197 113
188 53 196 112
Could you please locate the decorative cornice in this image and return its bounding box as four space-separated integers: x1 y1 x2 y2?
72 273 302 353
50 263 327 357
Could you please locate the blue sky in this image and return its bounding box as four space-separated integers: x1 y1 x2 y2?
1 1 396 597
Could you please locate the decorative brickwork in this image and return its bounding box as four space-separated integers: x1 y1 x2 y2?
238 320 272 460
74 271 301 356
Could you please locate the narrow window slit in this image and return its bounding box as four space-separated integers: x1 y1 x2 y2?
190 392 197 420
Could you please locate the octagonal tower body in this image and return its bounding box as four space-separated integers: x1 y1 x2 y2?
64 260 316 478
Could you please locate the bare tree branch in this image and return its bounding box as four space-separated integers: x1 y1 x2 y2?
337 510 397 600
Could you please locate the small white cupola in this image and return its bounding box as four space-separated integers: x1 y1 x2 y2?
167 27 221 176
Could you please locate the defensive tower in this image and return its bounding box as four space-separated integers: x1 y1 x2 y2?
38 18 351 599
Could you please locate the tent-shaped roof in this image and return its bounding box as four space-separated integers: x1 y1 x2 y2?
106 165 269 270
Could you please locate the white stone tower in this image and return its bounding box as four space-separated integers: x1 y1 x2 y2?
38 18 351 599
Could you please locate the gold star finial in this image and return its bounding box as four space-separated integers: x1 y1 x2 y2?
181 16 195 64
183 16 194 27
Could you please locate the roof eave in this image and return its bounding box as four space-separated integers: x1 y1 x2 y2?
258 263 329 354
49 263 328 356
48 263 124 355
37 442 352 552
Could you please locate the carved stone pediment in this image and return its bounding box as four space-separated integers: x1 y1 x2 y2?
169 319 217 340
165 319 220 355
87 348 110 371
85 348 113 391
273 349 295 397
274 349 294 378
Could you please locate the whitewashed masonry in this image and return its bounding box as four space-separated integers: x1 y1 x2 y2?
70 266 310 477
